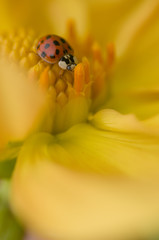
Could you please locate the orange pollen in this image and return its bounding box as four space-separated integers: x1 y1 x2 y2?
74 63 85 94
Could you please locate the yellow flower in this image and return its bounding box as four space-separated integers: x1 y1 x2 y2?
1 0 159 239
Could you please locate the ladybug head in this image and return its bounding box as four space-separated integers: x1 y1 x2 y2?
58 54 78 71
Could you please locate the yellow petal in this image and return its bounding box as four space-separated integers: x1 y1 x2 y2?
108 1 159 117
0 0 54 33
11 127 159 239
106 89 159 120
49 0 88 36
87 0 142 46
0 0 12 31
47 0 147 48
59 124 159 179
89 109 148 133
0 141 22 162
0 57 44 145
89 108 159 135
115 0 159 58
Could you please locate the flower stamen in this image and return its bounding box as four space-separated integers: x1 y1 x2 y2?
39 66 50 90
74 63 85 94
66 19 77 46
91 42 103 64
82 57 91 84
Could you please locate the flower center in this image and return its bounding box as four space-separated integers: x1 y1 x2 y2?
0 23 115 133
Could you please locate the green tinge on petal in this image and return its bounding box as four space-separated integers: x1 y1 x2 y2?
11 129 159 240
0 181 24 240
0 159 16 178
0 141 22 178
0 141 22 162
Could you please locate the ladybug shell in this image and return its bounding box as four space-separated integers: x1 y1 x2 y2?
36 35 74 64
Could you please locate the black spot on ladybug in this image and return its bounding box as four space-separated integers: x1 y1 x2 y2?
63 49 68 54
37 44 40 49
61 56 65 61
45 43 50 49
56 49 60 55
53 40 60 46
41 40 44 43
46 35 51 39
60 38 66 43
41 51 46 58
50 55 55 59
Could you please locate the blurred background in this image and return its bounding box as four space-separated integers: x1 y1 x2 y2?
0 0 150 46
1 0 159 240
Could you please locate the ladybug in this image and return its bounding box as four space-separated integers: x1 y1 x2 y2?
36 34 78 71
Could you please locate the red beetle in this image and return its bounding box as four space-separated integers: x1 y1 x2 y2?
36 34 78 71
